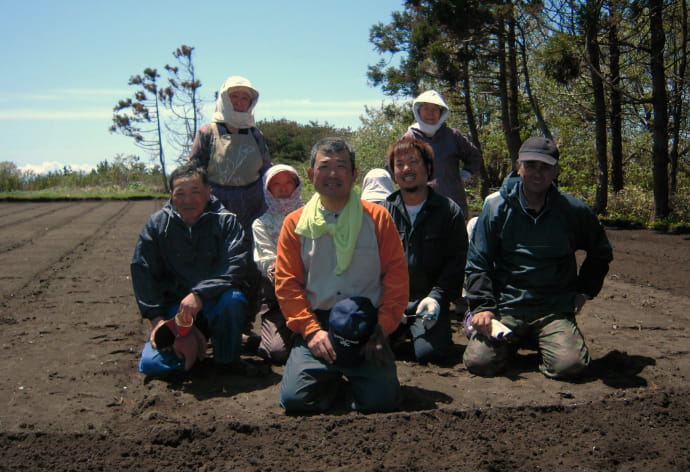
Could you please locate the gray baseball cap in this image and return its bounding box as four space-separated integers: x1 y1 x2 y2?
518 137 559 165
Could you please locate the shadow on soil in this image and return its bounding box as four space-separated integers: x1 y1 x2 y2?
588 349 656 388
505 349 655 388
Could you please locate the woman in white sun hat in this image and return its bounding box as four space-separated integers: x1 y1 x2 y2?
188 75 272 235
402 90 482 221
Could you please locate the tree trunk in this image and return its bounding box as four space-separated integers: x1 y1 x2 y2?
649 0 670 218
155 92 168 192
498 5 522 163
506 5 522 160
518 24 553 141
461 61 489 199
584 0 609 214
608 0 624 192
668 0 687 194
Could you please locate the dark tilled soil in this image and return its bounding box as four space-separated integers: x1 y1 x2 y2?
0 201 688 471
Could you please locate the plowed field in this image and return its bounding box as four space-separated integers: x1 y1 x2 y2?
0 201 688 471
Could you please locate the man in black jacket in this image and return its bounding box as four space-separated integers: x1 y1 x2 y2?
383 137 468 362
131 162 251 376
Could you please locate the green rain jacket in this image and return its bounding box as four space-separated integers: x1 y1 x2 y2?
465 173 613 319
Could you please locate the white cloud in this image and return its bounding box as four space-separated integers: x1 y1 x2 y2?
19 161 95 174
262 98 379 110
69 163 97 173
6 89 129 101
0 96 399 128
0 87 130 120
62 89 131 97
0 109 111 120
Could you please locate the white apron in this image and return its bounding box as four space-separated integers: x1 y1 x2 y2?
207 124 263 187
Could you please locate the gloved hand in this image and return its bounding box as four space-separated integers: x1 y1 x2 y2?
416 297 441 330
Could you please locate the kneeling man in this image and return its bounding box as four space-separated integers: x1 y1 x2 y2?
275 137 409 413
132 162 251 376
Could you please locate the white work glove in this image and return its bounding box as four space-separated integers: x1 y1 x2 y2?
415 297 441 330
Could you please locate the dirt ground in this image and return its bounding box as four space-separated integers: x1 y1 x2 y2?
0 200 688 471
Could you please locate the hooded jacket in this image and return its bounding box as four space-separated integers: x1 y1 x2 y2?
252 164 303 277
402 91 481 217
361 168 395 204
131 196 251 320
465 172 613 319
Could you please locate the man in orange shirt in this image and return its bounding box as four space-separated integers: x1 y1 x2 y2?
274 137 409 413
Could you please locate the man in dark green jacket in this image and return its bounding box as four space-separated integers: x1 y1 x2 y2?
464 137 613 379
383 137 468 362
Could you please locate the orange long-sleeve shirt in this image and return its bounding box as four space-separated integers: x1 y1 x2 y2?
274 199 409 339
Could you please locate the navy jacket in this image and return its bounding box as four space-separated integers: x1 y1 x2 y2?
465 172 613 318
131 196 250 320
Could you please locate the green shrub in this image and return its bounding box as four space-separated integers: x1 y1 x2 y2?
0 162 22 192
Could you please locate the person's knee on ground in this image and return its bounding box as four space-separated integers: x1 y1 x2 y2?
540 348 590 379
138 341 184 377
258 309 292 365
279 379 339 413
537 314 590 379
463 338 508 377
205 288 248 365
409 315 454 363
349 375 402 413
412 335 453 364
279 340 340 413
259 341 290 365
345 351 402 412
463 353 506 377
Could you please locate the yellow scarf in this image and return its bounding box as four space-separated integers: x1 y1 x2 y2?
295 189 363 275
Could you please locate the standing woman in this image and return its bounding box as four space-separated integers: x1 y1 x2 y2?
402 90 481 221
188 76 272 234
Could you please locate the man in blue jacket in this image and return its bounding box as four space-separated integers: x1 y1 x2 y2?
132 162 251 376
464 137 613 379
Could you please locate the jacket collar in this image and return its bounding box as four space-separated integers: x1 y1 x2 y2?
163 194 225 229
388 185 442 206
501 173 560 217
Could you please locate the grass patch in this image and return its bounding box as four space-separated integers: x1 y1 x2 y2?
0 187 167 201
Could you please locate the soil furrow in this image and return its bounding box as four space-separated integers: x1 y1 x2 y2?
0 202 76 228
0 201 103 254
0 201 132 301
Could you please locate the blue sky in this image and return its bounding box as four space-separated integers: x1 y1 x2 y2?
1 0 405 174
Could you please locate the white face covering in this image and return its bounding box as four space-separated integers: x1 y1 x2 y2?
218 107 256 129
263 164 303 216
411 102 449 136
211 76 259 129
413 115 445 136
410 90 450 136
